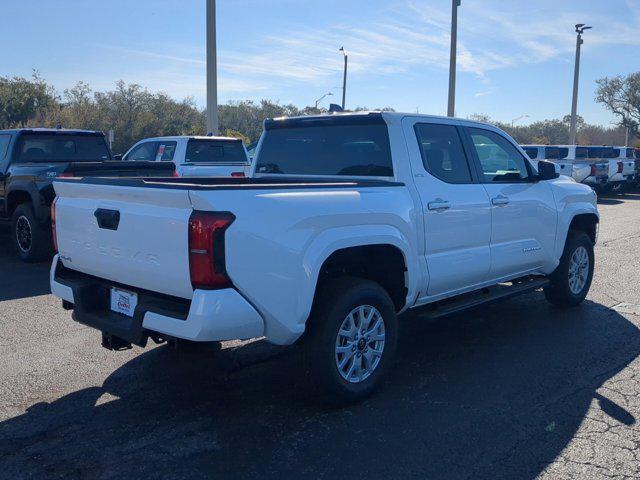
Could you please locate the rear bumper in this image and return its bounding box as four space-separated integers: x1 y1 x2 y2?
50 255 264 345
582 175 608 186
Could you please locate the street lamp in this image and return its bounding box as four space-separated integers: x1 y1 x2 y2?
339 47 348 110
447 0 461 117
314 92 333 109
511 114 530 128
206 0 218 135
568 23 592 145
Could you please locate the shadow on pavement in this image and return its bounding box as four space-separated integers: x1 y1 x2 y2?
0 230 52 301
0 295 638 479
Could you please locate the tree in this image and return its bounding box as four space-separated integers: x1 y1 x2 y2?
596 73 640 137
0 72 57 128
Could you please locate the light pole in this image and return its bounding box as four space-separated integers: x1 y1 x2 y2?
314 92 333 109
511 114 529 128
206 0 218 135
569 23 592 145
339 47 348 110
447 0 461 117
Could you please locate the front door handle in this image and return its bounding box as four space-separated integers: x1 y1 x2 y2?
427 199 451 211
491 195 510 206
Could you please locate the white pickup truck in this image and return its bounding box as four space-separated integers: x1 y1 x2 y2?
50 113 599 403
118 135 250 177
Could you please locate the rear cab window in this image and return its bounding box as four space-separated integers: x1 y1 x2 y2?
16 133 110 162
185 139 247 164
256 115 393 177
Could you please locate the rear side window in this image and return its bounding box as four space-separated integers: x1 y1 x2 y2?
256 121 393 176
543 147 560 159
468 128 532 183
0 134 11 160
625 148 634 159
524 147 538 159
17 134 110 162
186 140 247 163
414 123 472 183
558 148 569 159
156 142 177 161
126 142 158 161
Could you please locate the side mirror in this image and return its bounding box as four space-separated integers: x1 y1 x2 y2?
113 154 123 161
537 160 559 180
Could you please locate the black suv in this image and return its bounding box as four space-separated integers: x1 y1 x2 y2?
0 128 174 262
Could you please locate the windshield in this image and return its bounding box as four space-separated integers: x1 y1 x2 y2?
185 139 247 163
16 134 110 162
256 119 393 176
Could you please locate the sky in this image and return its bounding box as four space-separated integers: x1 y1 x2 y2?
1 0 639 126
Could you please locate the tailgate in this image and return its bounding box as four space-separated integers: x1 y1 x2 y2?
53 181 194 299
178 163 246 177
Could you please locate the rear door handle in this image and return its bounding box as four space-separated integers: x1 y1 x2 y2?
491 195 510 206
427 199 451 211
94 208 120 230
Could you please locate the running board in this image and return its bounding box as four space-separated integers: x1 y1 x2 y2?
413 276 549 320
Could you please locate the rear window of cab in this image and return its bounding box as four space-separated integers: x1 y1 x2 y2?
256 117 393 177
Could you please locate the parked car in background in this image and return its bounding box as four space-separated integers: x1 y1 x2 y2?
608 146 636 193
0 128 175 262
50 112 599 404
636 148 640 185
120 136 250 177
554 145 609 191
521 145 574 178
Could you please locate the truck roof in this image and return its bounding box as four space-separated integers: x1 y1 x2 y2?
265 111 506 130
137 135 243 142
0 128 104 135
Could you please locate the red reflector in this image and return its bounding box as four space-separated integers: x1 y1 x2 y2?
188 212 235 289
51 197 59 253
172 169 180 177
231 171 245 177
58 172 74 178
590 164 597 176
617 161 624 174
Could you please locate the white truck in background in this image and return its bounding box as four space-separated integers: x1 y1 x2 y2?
607 146 636 193
118 136 250 177
50 112 599 404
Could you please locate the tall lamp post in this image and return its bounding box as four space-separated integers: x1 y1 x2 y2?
339 47 348 110
206 0 218 135
511 114 530 128
315 92 333 109
447 0 461 117
569 23 592 145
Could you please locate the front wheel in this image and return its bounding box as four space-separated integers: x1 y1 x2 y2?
544 231 594 307
11 203 53 263
303 277 398 405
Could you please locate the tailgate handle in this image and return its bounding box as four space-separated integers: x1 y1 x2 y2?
94 209 120 230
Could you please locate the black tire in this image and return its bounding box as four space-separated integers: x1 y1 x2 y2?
544 231 594 307
10 203 53 263
610 182 625 195
303 277 398 405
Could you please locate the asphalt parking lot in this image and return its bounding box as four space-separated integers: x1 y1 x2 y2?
1 193 640 480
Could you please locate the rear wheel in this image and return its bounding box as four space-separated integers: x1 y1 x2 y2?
544 231 594 307
303 277 398 405
610 182 625 195
11 203 52 263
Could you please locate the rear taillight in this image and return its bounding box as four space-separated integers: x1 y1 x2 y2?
51 197 59 253
172 169 180 177
188 211 235 289
590 164 597 176
231 171 245 177
617 161 624 174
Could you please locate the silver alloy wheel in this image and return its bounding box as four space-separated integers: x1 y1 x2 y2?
334 305 386 383
568 245 589 295
15 215 32 253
